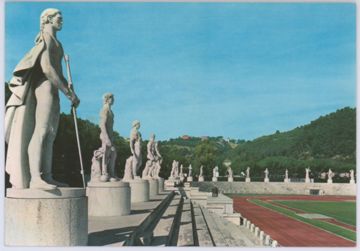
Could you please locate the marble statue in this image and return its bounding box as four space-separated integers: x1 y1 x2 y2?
142 133 157 178
350 169 355 184
227 166 233 178
305 167 311 183
327 169 333 183
180 164 184 177
170 160 178 179
94 93 119 182
227 166 233 182
264 168 269 182
198 165 204 181
284 169 289 183
246 167 250 178
153 141 163 177
245 166 251 182
188 164 192 177
5 8 80 189
199 165 204 177
129 120 142 178
212 166 219 181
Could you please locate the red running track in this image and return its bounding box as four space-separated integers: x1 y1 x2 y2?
233 196 356 247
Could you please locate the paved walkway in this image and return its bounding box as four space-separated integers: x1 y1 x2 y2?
233 196 355 247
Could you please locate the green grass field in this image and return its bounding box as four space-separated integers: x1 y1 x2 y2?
274 200 356 226
251 199 356 242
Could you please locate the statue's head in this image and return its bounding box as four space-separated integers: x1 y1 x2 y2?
132 120 140 129
150 133 155 141
103 93 114 105
40 8 62 31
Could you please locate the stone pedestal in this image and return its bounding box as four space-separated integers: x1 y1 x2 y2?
187 176 193 182
198 176 204 182
264 178 269 183
128 178 149 203
5 188 87 246
327 179 333 184
157 177 164 193
350 179 355 184
228 177 233 182
305 178 311 183
245 178 251 182
87 181 130 217
284 178 290 183
212 177 218 182
146 178 159 197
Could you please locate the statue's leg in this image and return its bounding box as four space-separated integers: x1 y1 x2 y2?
41 98 68 187
102 144 110 176
132 156 138 177
28 80 57 189
109 147 119 181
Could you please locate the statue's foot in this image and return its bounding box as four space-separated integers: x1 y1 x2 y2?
110 176 120 182
100 175 109 182
30 179 57 190
44 177 69 187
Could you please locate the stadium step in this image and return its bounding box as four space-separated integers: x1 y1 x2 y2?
199 205 259 247
192 203 214 246
176 198 195 246
150 194 183 246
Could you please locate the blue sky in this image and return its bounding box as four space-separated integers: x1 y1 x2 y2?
5 2 356 140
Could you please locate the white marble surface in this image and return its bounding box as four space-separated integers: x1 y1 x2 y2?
129 179 150 203
5 188 87 246
88 181 131 217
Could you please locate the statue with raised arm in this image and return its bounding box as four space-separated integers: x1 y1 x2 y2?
188 164 192 177
129 120 142 178
5 8 80 189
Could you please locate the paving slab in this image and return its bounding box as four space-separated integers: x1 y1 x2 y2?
88 193 169 246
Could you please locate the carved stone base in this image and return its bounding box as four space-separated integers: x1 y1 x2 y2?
264 178 269 183
198 176 204 182
187 176 193 182
157 177 164 193
146 178 159 197
212 177 218 182
245 178 251 182
87 181 130 216
5 188 87 246
228 177 233 182
128 179 149 203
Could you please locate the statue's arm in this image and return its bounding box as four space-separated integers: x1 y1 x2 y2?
129 130 136 155
40 34 79 106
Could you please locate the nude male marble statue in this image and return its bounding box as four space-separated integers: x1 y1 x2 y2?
5 8 80 189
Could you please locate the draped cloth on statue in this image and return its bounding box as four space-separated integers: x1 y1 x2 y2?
5 39 45 188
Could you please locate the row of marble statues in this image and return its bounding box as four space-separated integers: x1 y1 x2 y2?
90 93 163 183
167 164 356 184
